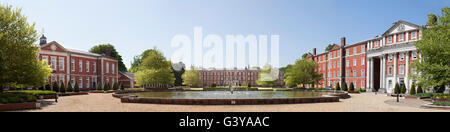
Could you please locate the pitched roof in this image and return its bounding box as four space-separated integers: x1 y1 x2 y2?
382 20 421 36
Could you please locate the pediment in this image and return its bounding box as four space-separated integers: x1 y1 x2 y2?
40 41 67 52
383 20 420 36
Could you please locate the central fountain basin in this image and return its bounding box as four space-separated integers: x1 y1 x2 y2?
118 91 345 105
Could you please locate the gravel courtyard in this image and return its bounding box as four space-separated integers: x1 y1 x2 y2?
23 93 447 112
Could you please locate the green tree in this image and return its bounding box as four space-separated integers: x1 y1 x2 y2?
52 82 59 93
129 49 158 73
120 83 124 90
74 81 80 93
257 64 279 87
336 82 341 91
284 59 322 88
401 84 407 94
410 83 416 95
89 44 127 72
325 44 336 52
104 83 110 91
97 83 102 91
45 84 51 91
0 5 52 93
342 83 348 91
301 53 311 59
394 83 400 94
411 7 450 92
349 83 355 92
67 81 73 92
182 66 202 87
113 82 119 90
417 84 424 94
60 81 66 94
135 48 175 88
427 14 438 26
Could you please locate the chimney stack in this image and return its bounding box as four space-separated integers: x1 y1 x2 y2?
313 48 317 56
105 47 113 57
341 37 346 47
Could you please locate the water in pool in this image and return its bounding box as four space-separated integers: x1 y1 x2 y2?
134 91 329 99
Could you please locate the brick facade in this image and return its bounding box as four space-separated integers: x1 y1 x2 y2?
307 20 424 93
36 39 119 91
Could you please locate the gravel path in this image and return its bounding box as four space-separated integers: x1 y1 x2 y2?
22 93 447 112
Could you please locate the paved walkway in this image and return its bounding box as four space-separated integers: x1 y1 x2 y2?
22 93 447 112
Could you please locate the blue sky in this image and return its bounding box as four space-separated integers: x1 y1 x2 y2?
1 0 448 69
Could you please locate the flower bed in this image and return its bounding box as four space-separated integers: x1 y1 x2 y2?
0 102 40 111
0 94 40 111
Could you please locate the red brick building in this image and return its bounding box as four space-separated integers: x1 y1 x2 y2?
198 67 284 87
119 72 136 88
306 20 430 93
36 35 118 91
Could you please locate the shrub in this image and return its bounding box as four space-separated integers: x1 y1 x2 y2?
7 90 56 95
113 82 119 90
417 85 423 94
433 101 450 106
0 94 37 104
247 83 251 88
394 83 400 94
67 81 73 92
211 83 217 88
52 82 59 93
60 82 66 94
401 84 407 94
120 83 125 91
349 83 355 92
97 83 102 91
342 83 348 91
104 83 110 91
45 84 51 91
38 85 44 91
410 83 416 95
74 81 80 93
336 82 341 91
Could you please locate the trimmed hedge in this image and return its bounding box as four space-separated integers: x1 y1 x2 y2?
349 83 355 92
0 94 37 104
336 82 341 91
409 83 416 95
7 90 56 95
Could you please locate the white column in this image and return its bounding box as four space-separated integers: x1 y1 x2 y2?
370 58 374 91
101 59 104 88
380 56 385 91
393 53 397 86
366 58 371 91
406 32 409 42
405 51 410 90
382 56 386 92
393 35 397 44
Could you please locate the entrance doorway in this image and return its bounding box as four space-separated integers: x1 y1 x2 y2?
373 58 381 92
